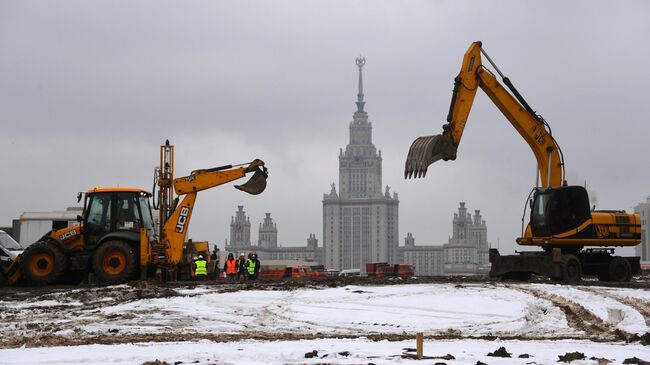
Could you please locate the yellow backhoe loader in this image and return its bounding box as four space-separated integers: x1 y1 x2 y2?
405 41 641 282
3 140 268 285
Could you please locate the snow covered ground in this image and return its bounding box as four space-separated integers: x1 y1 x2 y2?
0 282 648 364
1 338 648 365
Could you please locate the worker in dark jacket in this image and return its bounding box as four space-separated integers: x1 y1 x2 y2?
194 255 207 281
236 252 247 281
246 253 261 280
210 247 220 279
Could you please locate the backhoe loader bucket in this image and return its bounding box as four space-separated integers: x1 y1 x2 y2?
404 134 456 178
235 167 268 195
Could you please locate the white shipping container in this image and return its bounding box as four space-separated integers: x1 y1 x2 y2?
18 208 82 247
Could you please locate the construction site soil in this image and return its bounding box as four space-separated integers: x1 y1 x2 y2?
1 275 649 350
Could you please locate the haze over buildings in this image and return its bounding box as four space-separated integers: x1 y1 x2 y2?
1 1 648 257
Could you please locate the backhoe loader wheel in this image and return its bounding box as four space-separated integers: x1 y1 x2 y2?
93 240 137 285
21 242 67 285
607 257 632 282
561 255 582 283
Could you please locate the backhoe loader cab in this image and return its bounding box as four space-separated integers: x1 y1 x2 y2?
530 186 591 238
81 187 155 248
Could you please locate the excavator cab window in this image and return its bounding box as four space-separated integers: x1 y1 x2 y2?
531 186 591 237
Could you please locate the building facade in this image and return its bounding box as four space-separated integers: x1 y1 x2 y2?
401 232 444 276
225 207 322 264
443 202 490 274
634 197 650 262
398 202 490 275
258 213 278 248
229 206 251 246
323 56 399 272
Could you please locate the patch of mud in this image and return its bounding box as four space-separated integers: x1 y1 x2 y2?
0 282 181 308
2 273 650 300
1 329 629 350
487 346 511 357
558 351 585 363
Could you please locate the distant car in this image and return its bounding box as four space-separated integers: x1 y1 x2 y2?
0 230 23 262
338 269 360 277
325 269 340 277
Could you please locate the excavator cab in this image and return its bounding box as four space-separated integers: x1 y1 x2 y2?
529 186 591 237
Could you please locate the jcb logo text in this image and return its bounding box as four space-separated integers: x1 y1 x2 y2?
60 230 77 241
175 207 190 233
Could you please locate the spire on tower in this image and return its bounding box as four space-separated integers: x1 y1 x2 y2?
355 56 366 112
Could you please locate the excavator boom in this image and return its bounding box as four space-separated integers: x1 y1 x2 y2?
405 41 564 188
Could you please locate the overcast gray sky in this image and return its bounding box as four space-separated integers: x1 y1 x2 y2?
1 0 648 255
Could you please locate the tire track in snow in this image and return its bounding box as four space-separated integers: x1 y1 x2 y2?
509 285 628 340
581 287 650 326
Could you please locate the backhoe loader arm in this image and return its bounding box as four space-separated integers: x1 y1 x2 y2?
405 41 565 188
173 159 266 195
156 160 268 265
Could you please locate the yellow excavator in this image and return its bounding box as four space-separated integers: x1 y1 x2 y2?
405 41 641 282
3 140 268 285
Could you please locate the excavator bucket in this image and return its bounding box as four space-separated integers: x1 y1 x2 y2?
404 134 456 178
235 166 268 195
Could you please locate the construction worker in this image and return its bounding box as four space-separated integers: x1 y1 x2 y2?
190 256 197 278
209 247 220 279
246 253 260 280
223 253 238 283
194 255 207 281
236 253 247 281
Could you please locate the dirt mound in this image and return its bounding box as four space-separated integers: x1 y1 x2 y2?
558 351 585 363
487 346 511 357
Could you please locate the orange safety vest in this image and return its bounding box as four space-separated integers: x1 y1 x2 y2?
225 259 238 274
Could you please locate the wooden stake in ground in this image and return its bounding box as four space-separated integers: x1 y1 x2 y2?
416 332 423 360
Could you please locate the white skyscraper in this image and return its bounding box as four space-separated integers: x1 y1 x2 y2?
323 56 399 271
